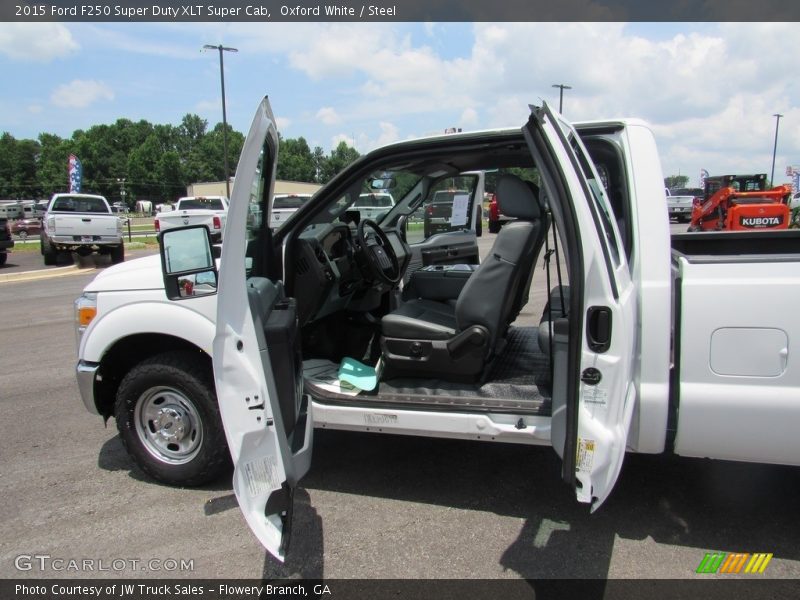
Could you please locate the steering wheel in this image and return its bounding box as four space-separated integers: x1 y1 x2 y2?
356 219 401 285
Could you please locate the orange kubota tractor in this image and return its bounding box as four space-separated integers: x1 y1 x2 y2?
687 173 792 232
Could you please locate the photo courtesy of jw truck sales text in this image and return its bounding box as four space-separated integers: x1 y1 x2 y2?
75 96 800 563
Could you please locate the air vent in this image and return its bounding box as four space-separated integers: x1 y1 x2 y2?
296 256 310 275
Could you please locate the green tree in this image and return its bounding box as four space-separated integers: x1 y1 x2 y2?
665 175 689 190
277 136 316 182
37 133 74 197
320 141 360 183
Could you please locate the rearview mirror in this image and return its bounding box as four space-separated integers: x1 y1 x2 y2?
159 226 218 300
370 177 396 190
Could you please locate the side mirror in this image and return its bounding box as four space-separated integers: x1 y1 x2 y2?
159 226 218 300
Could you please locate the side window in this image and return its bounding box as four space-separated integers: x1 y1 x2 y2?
569 135 623 268
406 175 477 244
245 147 269 275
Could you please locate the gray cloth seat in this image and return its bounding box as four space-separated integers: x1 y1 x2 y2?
381 174 547 380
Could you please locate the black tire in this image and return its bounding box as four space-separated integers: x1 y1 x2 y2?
0 252 6 266
110 244 125 264
114 351 230 486
41 237 58 265
18 230 28 240
488 219 500 234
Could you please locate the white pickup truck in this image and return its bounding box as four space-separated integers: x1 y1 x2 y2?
154 195 228 242
76 98 800 562
41 193 124 265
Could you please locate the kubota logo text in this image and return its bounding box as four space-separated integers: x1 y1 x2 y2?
696 552 773 574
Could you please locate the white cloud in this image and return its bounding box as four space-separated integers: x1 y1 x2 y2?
333 121 400 153
460 107 479 127
316 107 342 125
330 133 356 149
263 22 800 177
0 23 78 61
27 104 43 114
50 80 115 109
276 116 291 131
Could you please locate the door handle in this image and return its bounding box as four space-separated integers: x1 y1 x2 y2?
586 306 612 353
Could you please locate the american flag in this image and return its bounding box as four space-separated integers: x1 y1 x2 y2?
68 154 82 193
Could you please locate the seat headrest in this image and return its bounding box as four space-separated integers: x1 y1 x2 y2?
496 175 541 220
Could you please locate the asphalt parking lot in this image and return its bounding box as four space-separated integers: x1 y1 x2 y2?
1 226 799 583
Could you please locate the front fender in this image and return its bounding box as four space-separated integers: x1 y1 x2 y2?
80 295 216 363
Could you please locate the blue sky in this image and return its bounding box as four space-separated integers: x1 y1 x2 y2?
2 21 799 184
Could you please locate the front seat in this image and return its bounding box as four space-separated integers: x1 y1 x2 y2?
380 174 546 381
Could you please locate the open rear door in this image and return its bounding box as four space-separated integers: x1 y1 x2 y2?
213 97 313 560
523 103 637 510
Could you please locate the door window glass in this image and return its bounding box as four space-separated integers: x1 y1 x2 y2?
407 175 478 244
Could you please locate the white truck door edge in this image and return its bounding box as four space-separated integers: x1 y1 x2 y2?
523 103 637 510
213 97 313 561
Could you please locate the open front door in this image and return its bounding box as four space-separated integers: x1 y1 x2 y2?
213 97 313 561
523 104 637 510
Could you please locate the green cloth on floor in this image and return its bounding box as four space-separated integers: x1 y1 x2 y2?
338 357 378 391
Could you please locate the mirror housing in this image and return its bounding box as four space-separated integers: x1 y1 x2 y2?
159 226 218 300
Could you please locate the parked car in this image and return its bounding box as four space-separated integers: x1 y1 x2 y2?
352 192 395 221
666 187 703 223
76 97 800 564
41 193 124 265
154 196 229 242
10 217 42 240
270 193 312 229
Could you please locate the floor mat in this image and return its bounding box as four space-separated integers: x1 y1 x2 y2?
305 326 551 415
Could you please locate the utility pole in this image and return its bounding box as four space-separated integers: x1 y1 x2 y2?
770 113 783 186
551 83 572 113
203 44 238 199
117 178 126 207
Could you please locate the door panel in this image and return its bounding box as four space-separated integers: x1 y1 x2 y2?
213 97 313 561
524 103 636 510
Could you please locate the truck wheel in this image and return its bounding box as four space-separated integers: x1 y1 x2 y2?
0 253 6 266
18 230 28 240
41 235 58 265
110 244 125 264
488 220 500 234
114 352 229 487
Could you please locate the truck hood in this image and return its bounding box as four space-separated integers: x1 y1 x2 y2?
84 253 164 292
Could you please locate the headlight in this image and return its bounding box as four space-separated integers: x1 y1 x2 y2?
74 292 98 350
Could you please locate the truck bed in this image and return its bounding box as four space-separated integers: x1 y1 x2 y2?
669 230 800 465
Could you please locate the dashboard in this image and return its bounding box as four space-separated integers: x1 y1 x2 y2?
292 223 409 325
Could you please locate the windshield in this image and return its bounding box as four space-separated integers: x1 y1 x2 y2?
50 196 108 213
179 198 225 210
273 195 311 210
671 188 703 197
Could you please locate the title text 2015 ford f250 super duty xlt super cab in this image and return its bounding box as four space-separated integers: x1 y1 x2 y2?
75 98 800 562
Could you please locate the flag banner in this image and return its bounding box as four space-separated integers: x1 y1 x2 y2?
69 154 83 193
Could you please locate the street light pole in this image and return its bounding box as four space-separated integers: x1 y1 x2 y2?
552 83 572 113
203 44 238 199
770 113 783 186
